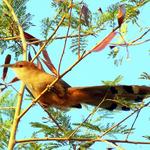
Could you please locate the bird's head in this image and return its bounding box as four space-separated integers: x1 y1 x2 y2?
1 61 39 81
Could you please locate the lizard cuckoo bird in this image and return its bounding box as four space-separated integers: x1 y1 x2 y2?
2 61 150 111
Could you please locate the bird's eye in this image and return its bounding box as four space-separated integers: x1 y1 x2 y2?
19 64 23 68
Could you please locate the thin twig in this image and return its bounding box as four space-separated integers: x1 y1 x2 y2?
118 32 129 58
67 91 109 139
0 36 20 41
30 33 95 45
39 103 65 132
0 107 16 110
31 15 66 63
58 0 73 75
16 137 150 145
110 39 150 47
110 28 150 47
77 7 82 58
0 33 95 45
130 39 150 45
125 109 142 140
2 80 20 95
129 28 150 45
100 101 150 138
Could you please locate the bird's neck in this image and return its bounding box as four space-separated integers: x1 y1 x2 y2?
12 68 49 84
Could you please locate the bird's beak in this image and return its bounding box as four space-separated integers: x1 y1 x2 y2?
0 64 14 68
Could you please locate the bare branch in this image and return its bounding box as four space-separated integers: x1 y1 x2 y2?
16 137 150 145
31 15 66 62
100 101 150 138
67 91 109 139
38 103 65 132
129 28 150 45
125 109 142 140
2 1 27 149
58 0 73 75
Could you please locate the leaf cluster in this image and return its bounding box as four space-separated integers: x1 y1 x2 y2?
0 90 16 149
70 36 88 54
0 0 32 57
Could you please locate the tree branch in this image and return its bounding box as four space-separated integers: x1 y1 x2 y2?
16 137 150 145
58 0 73 75
3 1 27 149
31 15 66 62
100 101 150 138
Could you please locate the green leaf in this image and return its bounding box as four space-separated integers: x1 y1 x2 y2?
102 75 123 86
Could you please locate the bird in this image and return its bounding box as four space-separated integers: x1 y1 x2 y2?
1 61 150 111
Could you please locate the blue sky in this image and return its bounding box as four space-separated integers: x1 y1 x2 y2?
1 0 150 149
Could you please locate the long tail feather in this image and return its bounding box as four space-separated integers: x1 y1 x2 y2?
68 85 150 111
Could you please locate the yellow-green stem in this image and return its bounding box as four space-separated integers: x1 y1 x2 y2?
8 84 25 150
3 0 27 149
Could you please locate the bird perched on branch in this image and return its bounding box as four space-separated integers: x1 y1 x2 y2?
1 61 150 111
